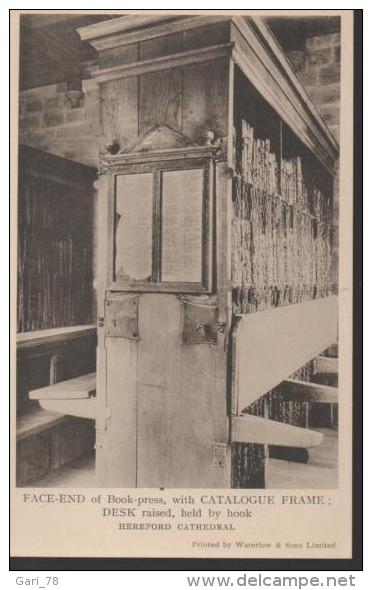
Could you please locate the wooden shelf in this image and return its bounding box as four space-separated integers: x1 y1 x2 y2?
17 324 96 347
265 428 338 489
16 407 67 441
29 372 96 401
314 356 338 375
29 373 97 420
281 379 338 404
231 415 323 448
38 399 97 420
232 296 338 413
17 324 96 358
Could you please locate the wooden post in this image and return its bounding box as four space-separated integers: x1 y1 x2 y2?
49 352 60 385
77 15 339 489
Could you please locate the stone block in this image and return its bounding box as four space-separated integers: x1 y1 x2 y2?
319 64 340 85
306 32 341 50
327 125 340 142
83 90 100 123
320 104 340 127
45 96 62 110
43 110 65 127
20 114 42 131
307 47 333 68
318 83 340 105
288 50 306 73
334 45 341 64
56 82 68 92
297 69 318 88
66 108 84 123
304 86 318 105
24 100 43 114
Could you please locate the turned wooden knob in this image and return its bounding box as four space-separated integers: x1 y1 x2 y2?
202 130 215 145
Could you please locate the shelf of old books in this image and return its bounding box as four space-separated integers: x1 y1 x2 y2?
232 70 334 316
231 67 336 488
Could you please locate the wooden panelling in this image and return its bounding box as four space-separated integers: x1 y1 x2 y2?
53 338 96 382
182 22 230 51
139 32 182 60
138 69 182 136
136 295 179 488
99 42 139 69
182 58 229 142
99 53 230 149
137 295 229 488
178 332 230 487
25 452 95 488
17 430 51 486
16 354 50 416
17 408 66 441
95 337 138 487
17 418 94 486
49 418 95 473
78 15 176 46
79 15 338 170
100 77 139 150
78 16 226 49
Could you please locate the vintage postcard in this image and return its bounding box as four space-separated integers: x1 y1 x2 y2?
10 9 357 562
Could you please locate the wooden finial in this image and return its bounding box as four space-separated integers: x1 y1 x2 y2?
202 130 215 146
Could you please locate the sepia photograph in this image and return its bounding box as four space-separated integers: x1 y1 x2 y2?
10 9 358 562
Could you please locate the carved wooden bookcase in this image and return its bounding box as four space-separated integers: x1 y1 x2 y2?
76 15 339 488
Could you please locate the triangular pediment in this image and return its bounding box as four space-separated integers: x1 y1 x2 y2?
119 125 197 154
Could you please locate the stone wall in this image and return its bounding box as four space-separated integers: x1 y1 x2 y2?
288 31 340 278
19 73 100 168
288 31 340 141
